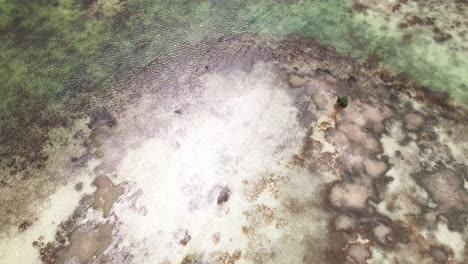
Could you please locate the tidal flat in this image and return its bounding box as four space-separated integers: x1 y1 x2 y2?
0 1 467 263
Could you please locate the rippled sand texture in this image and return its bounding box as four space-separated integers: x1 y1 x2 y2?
1 35 467 263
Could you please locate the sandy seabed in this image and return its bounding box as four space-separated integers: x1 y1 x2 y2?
0 34 467 264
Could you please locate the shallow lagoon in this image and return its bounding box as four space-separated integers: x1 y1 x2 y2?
0 1 467 263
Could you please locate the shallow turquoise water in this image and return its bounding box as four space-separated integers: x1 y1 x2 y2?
1 0 467 119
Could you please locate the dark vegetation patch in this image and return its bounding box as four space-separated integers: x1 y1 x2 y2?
217 186 231 205
432 27 452 42
179 230 192 246
352 1 369 13
429 245 450 263
18 220 33 232
79 0 98 10
336 96 349 108
88 108 117 129
181 253 204 264
74 182 83 191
